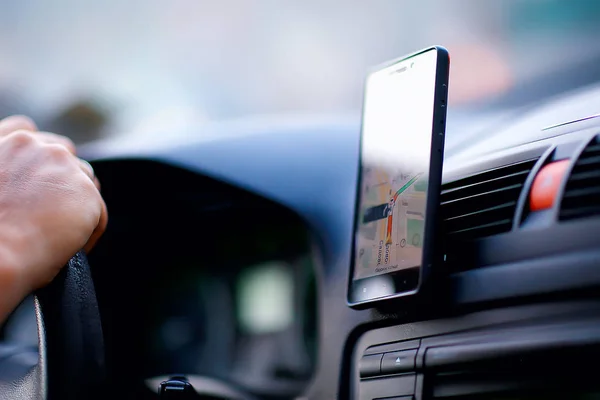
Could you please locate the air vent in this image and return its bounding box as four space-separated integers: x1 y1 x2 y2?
560 135 600 220
441 158 538 241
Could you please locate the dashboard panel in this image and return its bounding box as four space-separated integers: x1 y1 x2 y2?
86 160 318 399
341 93 600 398
73 82 600 399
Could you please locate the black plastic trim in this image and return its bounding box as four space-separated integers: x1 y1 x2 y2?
349 301 600 400
364 339 420 356
449 213 600 272
451 248 600 304
358 354 383 378
358 374 416 399
424 320 600 369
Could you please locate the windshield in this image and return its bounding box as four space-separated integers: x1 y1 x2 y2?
1 0 599 142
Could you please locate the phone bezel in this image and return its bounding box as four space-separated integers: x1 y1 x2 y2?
347 45 450 309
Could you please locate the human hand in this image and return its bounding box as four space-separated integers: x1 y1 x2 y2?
0 115 107 300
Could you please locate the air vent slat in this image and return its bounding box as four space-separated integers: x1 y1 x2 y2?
575 155 600 166
441 170 529 197
442 158 538 271
560 135 600 221
581 143 600 154
444 202 516 222
442 159 537 191
562 186 600 199
560 205 600 219
447 219 512 236
441 184 522 206
568 170 600 182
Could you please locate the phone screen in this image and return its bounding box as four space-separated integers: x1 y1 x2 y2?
349 47 441 304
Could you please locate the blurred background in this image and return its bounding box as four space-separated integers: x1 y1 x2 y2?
0 0 599 143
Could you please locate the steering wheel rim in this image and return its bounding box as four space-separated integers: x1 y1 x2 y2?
36 250 105 400
0 251 105 400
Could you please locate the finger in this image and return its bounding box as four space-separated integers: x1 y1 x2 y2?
36 131 76 155
0 115 37 135
7 129 76 155
84 197 108 254
78 159 95 181
79 159 101 191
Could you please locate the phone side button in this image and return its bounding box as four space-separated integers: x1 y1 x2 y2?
359 354 383 378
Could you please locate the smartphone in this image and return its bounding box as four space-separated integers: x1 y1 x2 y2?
347 46 449 308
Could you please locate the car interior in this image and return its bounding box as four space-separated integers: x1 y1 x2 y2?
1 2 600 400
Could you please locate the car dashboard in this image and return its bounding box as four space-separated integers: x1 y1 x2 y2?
88 83 600 399
3 83 600 399
344 84 600 399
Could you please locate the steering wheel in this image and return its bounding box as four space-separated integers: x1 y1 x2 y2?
0 251 105 400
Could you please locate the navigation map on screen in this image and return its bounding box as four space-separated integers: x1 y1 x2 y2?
355 169 427 279
354 49 437 281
